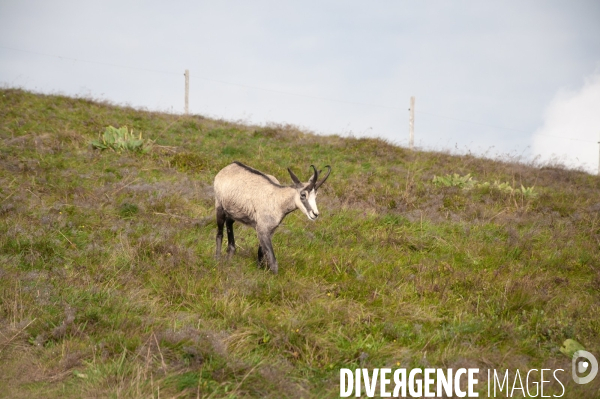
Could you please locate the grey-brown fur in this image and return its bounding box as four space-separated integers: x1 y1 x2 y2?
214 161 331 274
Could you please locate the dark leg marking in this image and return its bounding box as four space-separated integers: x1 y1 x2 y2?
215 206 225 258
226 218 236 256
258 245 267 268
257 230 278 274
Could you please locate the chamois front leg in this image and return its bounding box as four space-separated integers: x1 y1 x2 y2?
215 206 225 259
257 229 278 274
257 245 265 267
226 218 236 257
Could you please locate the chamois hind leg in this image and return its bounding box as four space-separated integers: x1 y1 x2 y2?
225 218 236 257
215 206 225 259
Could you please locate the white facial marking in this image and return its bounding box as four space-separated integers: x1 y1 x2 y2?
296 189 319 221
307 190 318 219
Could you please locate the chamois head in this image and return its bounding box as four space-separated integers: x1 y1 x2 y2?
287 165 331 221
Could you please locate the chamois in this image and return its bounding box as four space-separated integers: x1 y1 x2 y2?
214 161 331 274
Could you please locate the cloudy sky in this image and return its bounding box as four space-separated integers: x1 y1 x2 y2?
1 1 600 172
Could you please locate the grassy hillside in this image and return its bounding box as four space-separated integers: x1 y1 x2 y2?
1 88 599 398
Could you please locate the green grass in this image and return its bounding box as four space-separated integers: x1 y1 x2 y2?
1 88 599 398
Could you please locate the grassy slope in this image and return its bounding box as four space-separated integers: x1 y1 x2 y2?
0 88 599 398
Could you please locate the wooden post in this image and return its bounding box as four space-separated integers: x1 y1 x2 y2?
409 96 415 150
184 69 189 115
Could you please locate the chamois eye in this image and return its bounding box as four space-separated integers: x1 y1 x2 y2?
301 192 307 199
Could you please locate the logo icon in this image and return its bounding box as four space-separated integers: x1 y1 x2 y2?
572 350 598 384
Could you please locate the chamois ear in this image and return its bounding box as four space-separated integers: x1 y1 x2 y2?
288 167 301 185
314 165 331 191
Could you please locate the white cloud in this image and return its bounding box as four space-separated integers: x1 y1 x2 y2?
532 71 600 173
